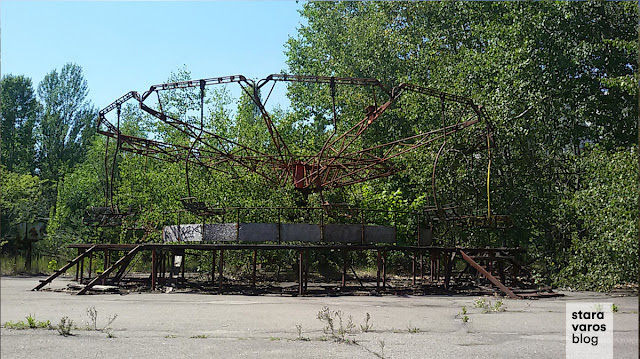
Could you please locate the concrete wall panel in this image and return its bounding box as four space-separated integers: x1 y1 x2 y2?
364 225 396 244
280 223 321 242
203 223 237 242
163 224 202 243
238 223 277 242
324 224 362 243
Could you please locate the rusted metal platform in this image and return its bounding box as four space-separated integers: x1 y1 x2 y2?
34 241 560 299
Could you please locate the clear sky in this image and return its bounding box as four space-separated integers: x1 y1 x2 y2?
1 1 306 110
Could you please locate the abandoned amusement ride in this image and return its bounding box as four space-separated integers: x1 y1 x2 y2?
34 73 560 299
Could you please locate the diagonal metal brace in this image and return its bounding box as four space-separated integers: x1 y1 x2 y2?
459 249 519 299
33 245 98 291
76 245 143 295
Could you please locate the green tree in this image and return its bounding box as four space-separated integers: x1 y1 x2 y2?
558 146 638 290
0 166 50 253
37 63 97 180
0 75 40 174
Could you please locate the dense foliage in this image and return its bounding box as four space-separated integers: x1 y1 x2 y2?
1 2 637 290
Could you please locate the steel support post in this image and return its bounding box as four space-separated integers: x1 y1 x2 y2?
75 248 81 281
412 251 416 286
383 249 387 289
151 248 157 291
252 249 257 287
88 252 93 280
376 250 381 290
298 250 304 295
341 250 348 288
218 249 224 294
211 250 216 284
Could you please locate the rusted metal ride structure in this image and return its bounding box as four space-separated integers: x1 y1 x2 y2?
34 74 558 298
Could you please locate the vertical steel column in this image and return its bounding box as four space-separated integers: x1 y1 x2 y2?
75 248 81 281
252 249 257 287
159 251 164 280
87 252 93 280
211 250 216 284
420 252 424 282
181 254 185 279
151 248 157 291
341 250 348 288
79 250 84 283
383 249 387 289
218 249 224 294
103 249 109 271
412 251 416 286
303 250 308 292
376 249 381 290
298 250 304 295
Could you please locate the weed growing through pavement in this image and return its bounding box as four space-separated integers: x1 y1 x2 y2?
474 298 505 313
377 339 386 359
316 306 358 342
612 303 619 313
295 324 310 341
85 306 118 333
190 334 208 339
57 317 74 336
407 324 420 333
360 313 373 332
4 314 52 330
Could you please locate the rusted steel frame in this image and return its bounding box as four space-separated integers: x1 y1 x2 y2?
137 103 283 184
296 118 478 190
256 74 391 97
288 99 395 189
316 100 396 185
459 250 519 299
77 245 142 295
103 130 281 186
141 75 251 101
33 246 97 291
393 83 476 107
341 118 479 159
320 120 480 189
328 170 399 190
108 106 122 211
239 82 292 162
97 91 141 121
138 103 271 158
138 74 292 170
103 135 187 162
185 80 206 198
103 136 110 207
432 139 448 210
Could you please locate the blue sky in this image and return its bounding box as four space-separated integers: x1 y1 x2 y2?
1 1 306 110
